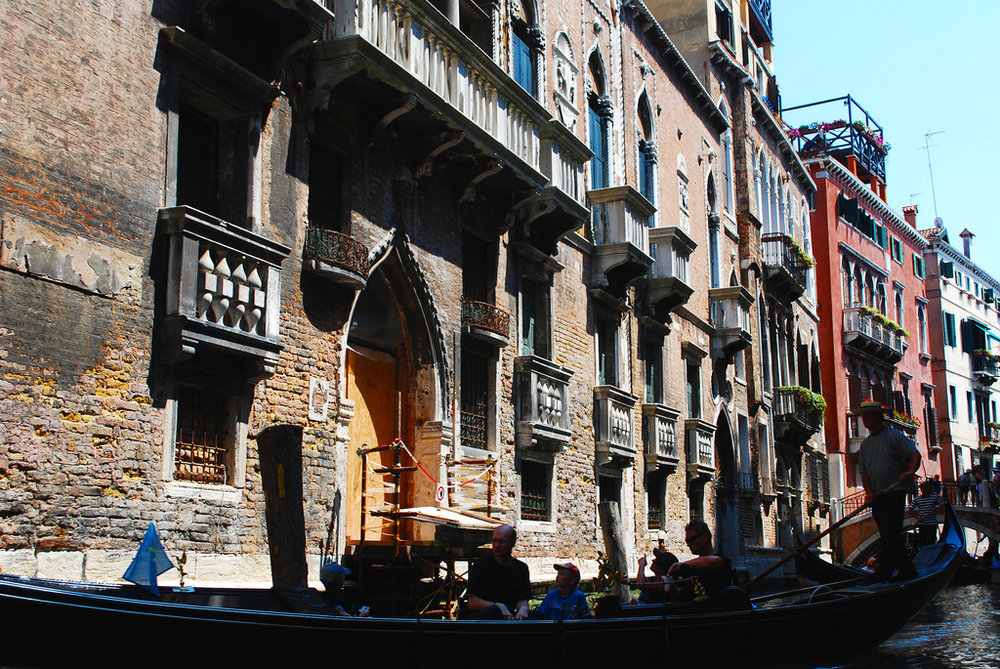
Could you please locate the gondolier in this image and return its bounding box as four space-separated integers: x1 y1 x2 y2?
856 400 921 582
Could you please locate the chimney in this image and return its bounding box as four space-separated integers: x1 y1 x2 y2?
960 229 974 259
902 204 918 228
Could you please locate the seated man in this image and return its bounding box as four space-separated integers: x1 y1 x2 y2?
467 524 531 620
535 563 590 620
634 548 678 603
666 520 732 600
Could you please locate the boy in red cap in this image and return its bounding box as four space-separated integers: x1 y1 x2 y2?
535 562 591 620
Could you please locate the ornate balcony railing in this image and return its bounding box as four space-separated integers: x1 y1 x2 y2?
979 423 1000 449
462 299 511 347
642 403 680 472
761 233 808 300
303 226 370 289
587 186 654 294
773 386 823 445
685 418 716 481
842 306 905 363
785 95 886 184
747 0 773 45
595 386 638 467
738 471 759 495
158 206 289 380
646 226 696 317
514 355 573 452
709 286 753 357
972 351 1000 386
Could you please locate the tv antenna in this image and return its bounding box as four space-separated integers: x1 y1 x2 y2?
922 130 945 224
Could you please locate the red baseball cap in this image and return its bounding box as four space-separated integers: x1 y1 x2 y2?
553 562 580 582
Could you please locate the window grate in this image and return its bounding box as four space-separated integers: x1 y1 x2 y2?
461 351 489 449
520 461 549 521
175 387 229 484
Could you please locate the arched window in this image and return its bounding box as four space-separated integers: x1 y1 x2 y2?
777 183 786 234
918 305 928 353
768 169 779 233
754 151 764 225
708 175 720 288
894 290 903 325
552 33 578 128
720 101 734 214
637 92 656 206
852 266 863 307
841 257 852 307
588 51 610 190
511 0 542 98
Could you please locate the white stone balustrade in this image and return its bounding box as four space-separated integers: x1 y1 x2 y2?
332 0 540 171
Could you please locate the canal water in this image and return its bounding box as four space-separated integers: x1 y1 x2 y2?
785 583 1000 669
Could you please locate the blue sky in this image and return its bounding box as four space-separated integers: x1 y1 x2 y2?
773 1 1000 277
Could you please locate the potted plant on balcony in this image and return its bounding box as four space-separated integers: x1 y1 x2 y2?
974 349 1000 363
882 405 920 428
787 237 815 268
858 306 909 338
777 385 827 415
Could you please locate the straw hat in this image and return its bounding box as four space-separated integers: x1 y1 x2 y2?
855 400 886 415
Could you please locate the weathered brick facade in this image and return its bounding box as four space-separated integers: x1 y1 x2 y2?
1 0 817 586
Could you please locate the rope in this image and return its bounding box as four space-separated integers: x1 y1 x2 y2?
367 437 497 489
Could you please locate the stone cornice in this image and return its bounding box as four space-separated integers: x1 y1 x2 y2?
805 157 927 250
621 0 728 135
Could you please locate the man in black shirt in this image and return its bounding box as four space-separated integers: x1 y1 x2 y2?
467 524 531 619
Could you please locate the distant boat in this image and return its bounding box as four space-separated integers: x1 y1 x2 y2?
0 505 965 668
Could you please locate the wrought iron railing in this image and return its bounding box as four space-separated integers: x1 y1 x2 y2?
773 387 823 432
842 307 905 357
972 351 999 384
784 95 886 183
462 300 512 339
303 227 369 279
747 0 773 43
761 233 809 289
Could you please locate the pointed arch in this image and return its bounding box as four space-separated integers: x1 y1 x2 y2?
637 90 657 207
511 0 542 98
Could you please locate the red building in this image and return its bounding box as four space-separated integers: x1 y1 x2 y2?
786 96 940 506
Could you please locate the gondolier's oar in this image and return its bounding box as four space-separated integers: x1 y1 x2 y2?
745 501 869 589
746 479 908 589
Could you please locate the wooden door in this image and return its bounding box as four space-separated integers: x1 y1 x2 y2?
346 346 398 543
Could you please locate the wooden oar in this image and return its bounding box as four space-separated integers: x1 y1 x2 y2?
745 501 870 589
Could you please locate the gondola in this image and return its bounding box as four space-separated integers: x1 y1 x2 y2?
0 503 965 668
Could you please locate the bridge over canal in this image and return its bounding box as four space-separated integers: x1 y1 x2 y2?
832 502 1000 565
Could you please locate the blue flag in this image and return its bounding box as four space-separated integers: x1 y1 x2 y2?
123 522 175 596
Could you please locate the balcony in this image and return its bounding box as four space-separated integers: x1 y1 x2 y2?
737 471 759 498
303 227 370 290
761 233 808 301
747 0 773 46
462 300 511 348
594 386 639 467
313 0 589 254
972 350 1000 386
773 386 824 446
709 286 753 358
588 186 655 296
842 307 905 363
979 423 1000 452
785 95 887 186
514 355 573 453
646 226 696 320
157 206 289 381
642 404 681 473
685 419 716 482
